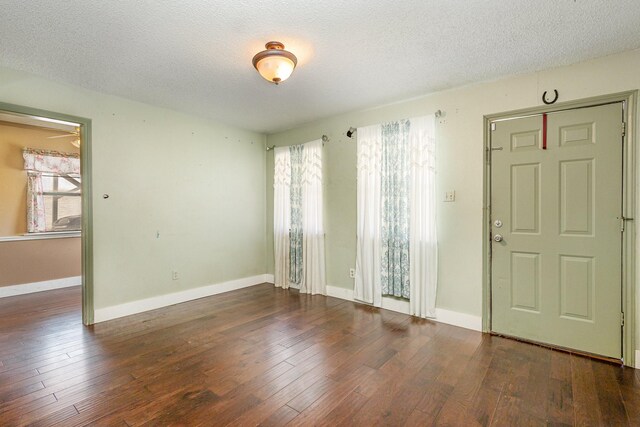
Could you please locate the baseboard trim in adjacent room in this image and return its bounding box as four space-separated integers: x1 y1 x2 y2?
0 276 81 298
326 285 482 332
94 274 272 323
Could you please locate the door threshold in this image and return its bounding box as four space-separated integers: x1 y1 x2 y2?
490 332 623 366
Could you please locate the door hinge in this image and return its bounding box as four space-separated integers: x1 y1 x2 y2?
621 312 625 326
491 122 496 131
621 216 634 232
622 122 626 137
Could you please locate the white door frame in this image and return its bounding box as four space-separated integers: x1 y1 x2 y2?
482 91 637 366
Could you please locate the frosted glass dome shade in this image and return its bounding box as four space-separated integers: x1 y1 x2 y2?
252 42 297 84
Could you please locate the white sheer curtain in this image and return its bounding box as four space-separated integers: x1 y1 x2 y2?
273 147 291 289
355 124 383 306
354 116 437 318
26 173 46 232
273 140 326 295
300 140 326 295
409 116 437 318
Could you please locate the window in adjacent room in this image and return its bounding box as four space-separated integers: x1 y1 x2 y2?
23 148 81 233
42 172 81 231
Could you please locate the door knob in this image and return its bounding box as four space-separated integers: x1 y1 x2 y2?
493 234 503 242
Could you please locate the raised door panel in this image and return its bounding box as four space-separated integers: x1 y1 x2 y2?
560 159 594 236
559 122 595 147
511 130 540 152
510 252 540 313
560 255 594 322
511 163 540 234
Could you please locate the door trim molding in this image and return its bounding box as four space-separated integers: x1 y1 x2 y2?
482 91 637 367
0 102 94 325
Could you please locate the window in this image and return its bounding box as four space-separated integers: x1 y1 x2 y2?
23 148 81 233
42 173 81 231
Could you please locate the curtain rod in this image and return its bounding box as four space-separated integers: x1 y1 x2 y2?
266 134 329 152
346 110 442 138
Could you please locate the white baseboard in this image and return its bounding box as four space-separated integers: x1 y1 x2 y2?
0 276 81 298
325 285 353 301
326 285 482 332
434 307 483 332
635 350 640 369
94 274 272 323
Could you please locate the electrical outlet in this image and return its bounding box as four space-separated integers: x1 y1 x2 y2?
172 270 179 280
349 268 355 279
444 190 455 202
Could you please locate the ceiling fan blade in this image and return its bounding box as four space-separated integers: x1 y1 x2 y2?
47 134 78 139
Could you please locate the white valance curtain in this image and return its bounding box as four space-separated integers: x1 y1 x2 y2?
273 139 326 295
23 149 80 174
354 115 437 318
23 149 80 233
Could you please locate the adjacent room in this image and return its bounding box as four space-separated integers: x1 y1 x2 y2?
1 1 640 425
0 113 82 299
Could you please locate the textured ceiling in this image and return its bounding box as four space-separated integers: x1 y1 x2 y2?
1 1 639 133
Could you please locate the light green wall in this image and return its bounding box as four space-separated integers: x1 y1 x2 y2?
0 66 267 310
266 48 640 325
2 48 640 361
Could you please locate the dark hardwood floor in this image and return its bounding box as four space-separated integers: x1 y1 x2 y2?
0 284 638 426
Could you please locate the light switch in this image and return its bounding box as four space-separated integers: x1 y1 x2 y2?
444 191 455 202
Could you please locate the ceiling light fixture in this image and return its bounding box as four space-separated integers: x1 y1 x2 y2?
252 41 297 85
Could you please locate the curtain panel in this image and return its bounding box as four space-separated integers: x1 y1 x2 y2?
273 140 326 295
300 140 326 295
354 124 383 306
26 173 46 232
408 116 438 318
354 116 437 318
381 120 411 299
289 145 304 286
273 147 291 288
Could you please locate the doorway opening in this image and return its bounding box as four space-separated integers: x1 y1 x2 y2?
0 103 93 325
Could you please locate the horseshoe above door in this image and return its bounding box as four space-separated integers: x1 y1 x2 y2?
542 89 559 105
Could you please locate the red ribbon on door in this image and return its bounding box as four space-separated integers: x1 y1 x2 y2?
542 113 547 150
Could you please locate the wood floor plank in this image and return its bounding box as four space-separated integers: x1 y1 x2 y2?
490 394 546 426
546 351 574 426
286 364 377 426
618 366 640 425
228 371 333 425
571 355 605 426
258 404 300 427
317 390 369 426
27 404 79 427
0 284 637 426
592 361 630 426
